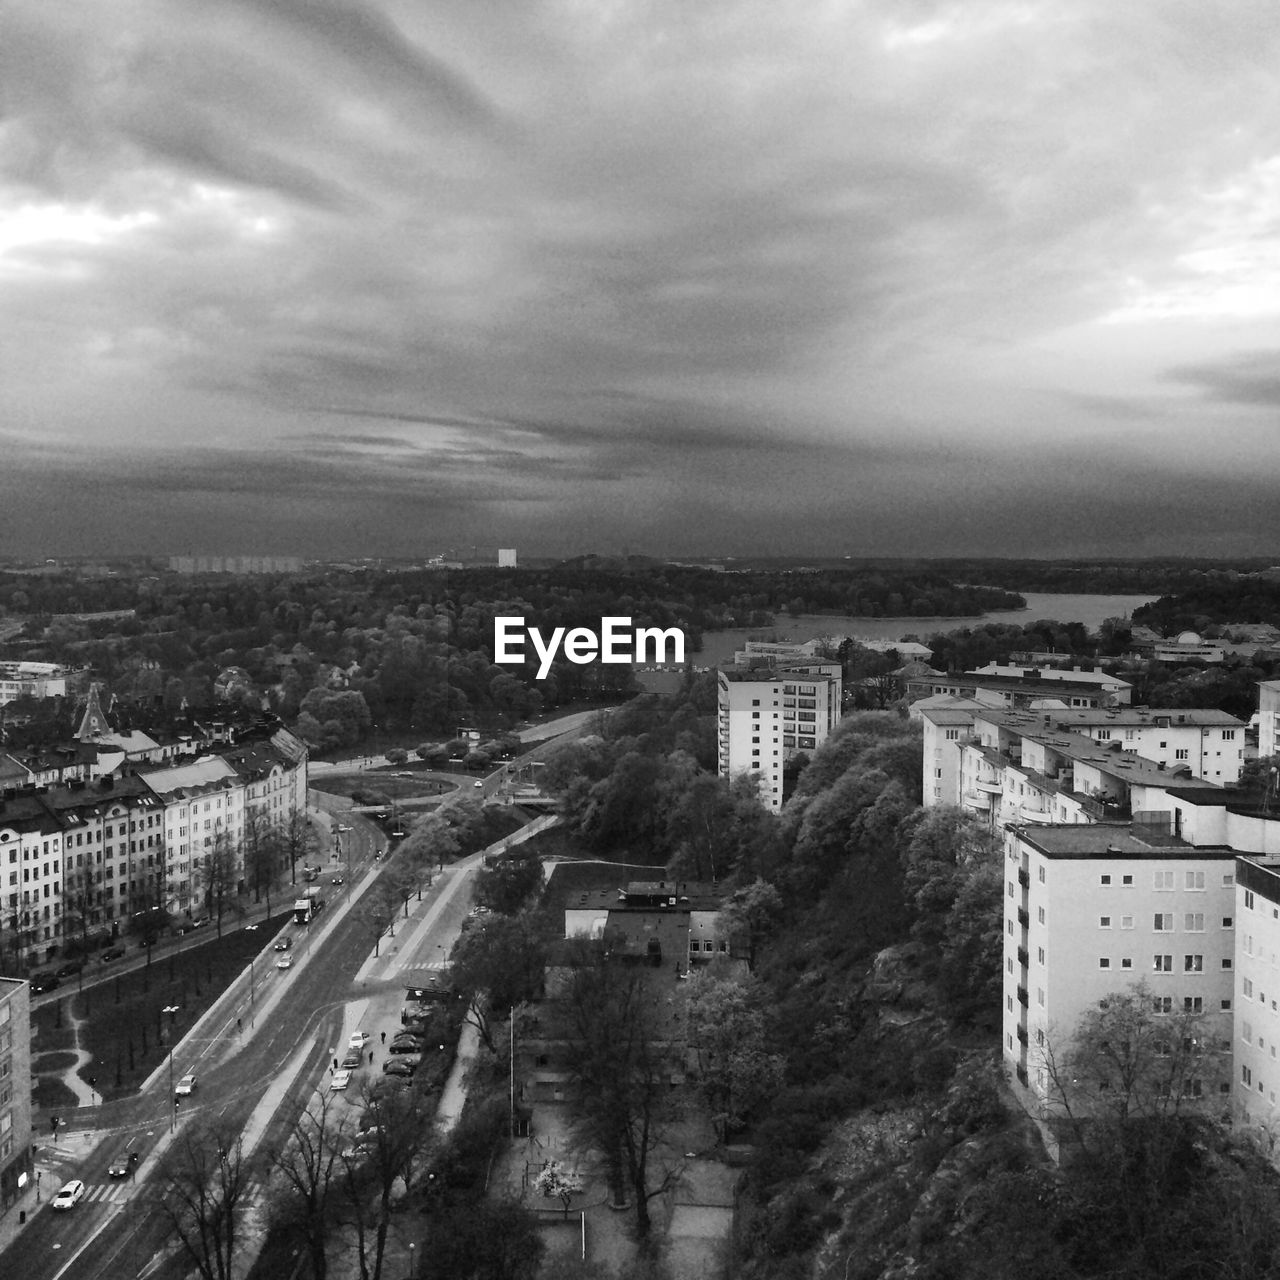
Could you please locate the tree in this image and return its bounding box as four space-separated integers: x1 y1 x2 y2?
718 879 784 972
398 810 459 872
242 811 284 916
450 914 548 1052
156 1121 249 1280
683 971 784 1141
473 852 542 916
533 1159 584 1218
335 1082 438 1280
266 1093 351 1280
280 807 320 886
562 940 684 1236
418 1199 544 1280
357 881 399 957
200 828 240 938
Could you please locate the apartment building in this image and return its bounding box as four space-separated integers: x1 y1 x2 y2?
1259 680 1280 762
0 978 32 1219
906 669 1131 710
1004 821 1237 1113
970 663 1134 704
717 664 842 810
0 662 68 705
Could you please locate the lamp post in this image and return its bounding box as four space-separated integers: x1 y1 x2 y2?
248 956 255 1028
408 1243 416 1279
168 1048 175 1132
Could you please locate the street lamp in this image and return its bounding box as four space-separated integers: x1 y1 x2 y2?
248 956 256 1028
408 1243 416 1279
168 1048 175 1132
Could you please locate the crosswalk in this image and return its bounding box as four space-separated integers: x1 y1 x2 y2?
49 1179 269 1209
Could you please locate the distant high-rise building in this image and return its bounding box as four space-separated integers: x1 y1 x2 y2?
168 556 302 574
498 548 517 568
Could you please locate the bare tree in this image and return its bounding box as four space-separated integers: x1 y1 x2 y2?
156 1120 250 1280
242 810 284 917
280 807 321 886
266 1092 352 1280
200 828 240 938
561 939 684 1237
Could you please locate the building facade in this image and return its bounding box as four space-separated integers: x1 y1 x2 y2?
0 978 32 1219
717 664 842 811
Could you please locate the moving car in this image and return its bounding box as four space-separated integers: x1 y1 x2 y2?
330 1069 352 1091
29 972 60 994
273 937 292 952
276 955 293 970
108 1148 140 1178
331 875 344 886
51 1180 85 1210
175 1074 197 1096
55 959 85 978
348 1031 371 1048
100 946 126 964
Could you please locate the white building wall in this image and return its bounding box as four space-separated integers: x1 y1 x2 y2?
1260 682 1280 762
1005 831 1235 1111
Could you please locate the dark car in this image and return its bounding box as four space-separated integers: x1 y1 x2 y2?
55 959 85 979
100 946 126 964
107 1148 140 1178
389 1036 425 1054
382 1057 417 1077
273 937 293 952
29 972 60 994
340 1050 364 1071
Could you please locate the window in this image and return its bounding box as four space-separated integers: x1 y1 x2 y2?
1245 978 1254 998
1184 997 1203 1013
1243 1065 1253 1086
1223 916 1234 929
1154 954 1173 972
1222 958 1233 970
1038 866 1045 884
1184 913 1204 931
1038 907 1045 924
1154 871 1174 891
1121 915 1134 929
1184 954 1203 973
1154 996 1173 1014
1153 913 1173 932
1185 870 1204 890
1175 748 1189 761
1099 957 1111 969
1122 874 1133 886
1100 874 1112 885
1099 916 1112 929
1121 958 1133 970
1037 947 1045 964
1246 890 1256 909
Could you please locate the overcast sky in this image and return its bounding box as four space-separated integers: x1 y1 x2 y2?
4 1 1280 561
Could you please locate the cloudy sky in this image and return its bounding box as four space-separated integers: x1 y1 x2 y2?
4 0 1280 560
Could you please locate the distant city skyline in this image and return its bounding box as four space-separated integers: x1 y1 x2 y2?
3 3 1280 559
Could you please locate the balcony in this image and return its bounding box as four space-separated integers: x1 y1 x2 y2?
1016 1064 1028 1086
1017 907 1030 929
1017 985 1029 1007
1016 1025 1029 1045
962 790 995 808
1018 802 1054 824
1017 868 1030 889
1080 795 1132 822
1017 946 1029 967
974 778 1003 794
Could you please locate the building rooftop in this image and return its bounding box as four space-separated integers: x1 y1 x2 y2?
1018 823 1230 859
1044 706 1244 729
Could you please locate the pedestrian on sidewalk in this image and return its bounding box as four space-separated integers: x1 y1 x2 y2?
332 1057 338 1071
368 1049 374 1065
380 1031 386 1045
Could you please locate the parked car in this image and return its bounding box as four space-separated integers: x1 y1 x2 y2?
29 972 60 994
99 947 126 964
174 1074 197 1096
330 1069 352 1092
55 959 85 979
340 1050 364 1071
51 1180 85 1211
276 955 293 970
273 937 292 952
382 1057 416 1077
107 1148 140 1178
389 1036 425 1054
348 1031 371 1048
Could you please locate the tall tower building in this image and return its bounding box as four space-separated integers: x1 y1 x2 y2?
716 664 842 811
498 548 517 568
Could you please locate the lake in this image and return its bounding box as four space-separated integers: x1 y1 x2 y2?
693 592 1156 665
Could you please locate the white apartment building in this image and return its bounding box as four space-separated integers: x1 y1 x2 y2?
919 699 987 806
717 664 841 810
1233 855 1280 1136
1259 680 1280 762
0 662 68 705
1004 821 1237 1113
970 663 1134 704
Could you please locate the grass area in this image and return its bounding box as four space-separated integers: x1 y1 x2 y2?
32 1050 79 1071
309 773 454 802
65 913 293 1103
33 1076 80 1113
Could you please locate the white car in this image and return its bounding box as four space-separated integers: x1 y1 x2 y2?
330 1069 352 1091
348 1031 371 1049
276 955 293 970
175 1074 197 1097
52 1179 85 1210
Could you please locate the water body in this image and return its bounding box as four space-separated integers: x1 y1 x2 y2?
694 592 1156 665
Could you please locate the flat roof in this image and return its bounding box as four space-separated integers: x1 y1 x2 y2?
1017 824 1232 860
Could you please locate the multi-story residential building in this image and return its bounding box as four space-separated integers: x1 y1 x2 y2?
1004 821 1237 1113
0 662 69 705
0 793 66 971
0 977 32 1219
919 698 988 806
1232 854 1280 1136
969 663 1134 704
906 669 1131 710
1259 680 1280 762
717 663 842 810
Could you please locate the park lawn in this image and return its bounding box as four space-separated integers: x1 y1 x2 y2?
71 913 293 1101
309 774 453 802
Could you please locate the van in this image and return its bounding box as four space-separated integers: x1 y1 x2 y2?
108 1146 140 1178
